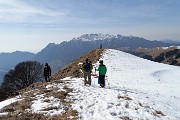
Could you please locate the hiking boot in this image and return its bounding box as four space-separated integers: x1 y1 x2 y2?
100 84 105 88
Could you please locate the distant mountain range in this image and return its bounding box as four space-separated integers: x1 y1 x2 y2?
162 40 180 44
0 33 180 84
33 33 177 73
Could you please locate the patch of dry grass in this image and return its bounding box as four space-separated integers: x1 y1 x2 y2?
41 106 59 111
0 113 47 120
0 98 32 113
119 116 132 120
51 48 104 80
54 91 68 100
53 109 78 120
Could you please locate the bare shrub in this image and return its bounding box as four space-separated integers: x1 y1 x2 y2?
1 61 43 99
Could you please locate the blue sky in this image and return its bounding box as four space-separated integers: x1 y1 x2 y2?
0 0 180 53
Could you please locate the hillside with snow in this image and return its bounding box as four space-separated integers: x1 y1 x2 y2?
0 49 180 120
123 45 180 66
64 49 180 119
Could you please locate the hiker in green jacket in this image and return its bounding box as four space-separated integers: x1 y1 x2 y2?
97 60 107 88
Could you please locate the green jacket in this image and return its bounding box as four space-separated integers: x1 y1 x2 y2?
97 64 107 75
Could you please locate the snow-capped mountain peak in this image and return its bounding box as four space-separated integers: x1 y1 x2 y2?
72 33 118 41
71 33 142 42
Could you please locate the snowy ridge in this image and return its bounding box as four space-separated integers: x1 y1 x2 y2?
161 45 180 50
176 46 180 49
161 45 176 50
66 49 180 119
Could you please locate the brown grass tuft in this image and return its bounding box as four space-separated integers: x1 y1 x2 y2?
41 106 58 111
54 91 68 100
0 113 47 120
0 98 32 113
119 116 132 120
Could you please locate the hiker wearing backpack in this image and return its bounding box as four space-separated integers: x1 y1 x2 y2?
44 63 51 82
97 60 107 88
82 58 93 86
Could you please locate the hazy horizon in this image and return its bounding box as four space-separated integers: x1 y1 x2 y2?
0 0 180 53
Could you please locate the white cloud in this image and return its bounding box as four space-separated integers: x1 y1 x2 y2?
0 0 66 22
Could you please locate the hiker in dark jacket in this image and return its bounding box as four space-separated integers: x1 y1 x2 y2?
100 44 102 49
82 58 92 86
97 60 107 87
44 63 51 82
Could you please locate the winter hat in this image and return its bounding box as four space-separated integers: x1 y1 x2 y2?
99 60 103 63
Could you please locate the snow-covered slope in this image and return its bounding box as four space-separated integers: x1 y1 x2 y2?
66 49 180 119
0 49 180 119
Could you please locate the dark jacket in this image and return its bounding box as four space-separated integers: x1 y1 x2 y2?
44 66 51 76
82 62 93 72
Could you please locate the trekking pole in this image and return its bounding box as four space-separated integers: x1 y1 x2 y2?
94 67 96 74
94 67 97 86
94 78 95 86
106 75 110 89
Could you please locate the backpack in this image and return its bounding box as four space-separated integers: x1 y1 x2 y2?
83 62 91 71
47 66 51 74
45 66 51 75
